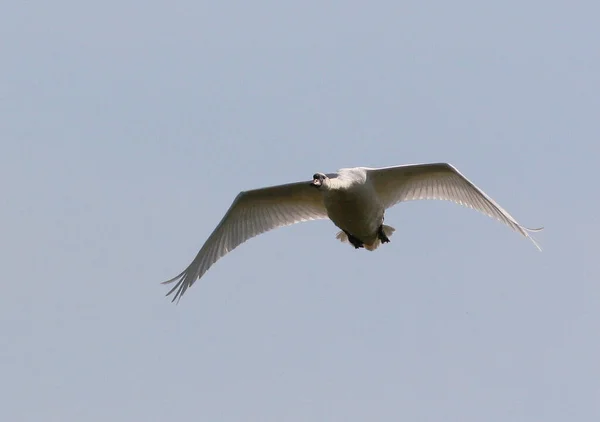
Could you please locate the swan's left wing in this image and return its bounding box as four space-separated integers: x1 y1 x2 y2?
364 163 542 250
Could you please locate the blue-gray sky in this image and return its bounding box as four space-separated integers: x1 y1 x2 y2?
1 1 598 421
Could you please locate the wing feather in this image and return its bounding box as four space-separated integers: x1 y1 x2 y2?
162 180 328 302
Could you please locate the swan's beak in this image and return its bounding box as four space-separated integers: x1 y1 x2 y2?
310 178 321 188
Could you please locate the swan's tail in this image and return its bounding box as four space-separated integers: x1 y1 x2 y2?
335 225 396 251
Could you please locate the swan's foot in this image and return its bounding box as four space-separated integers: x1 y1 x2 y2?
377 225 391 243
344 230 364 249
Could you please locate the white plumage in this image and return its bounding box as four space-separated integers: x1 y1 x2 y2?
162 163 542 302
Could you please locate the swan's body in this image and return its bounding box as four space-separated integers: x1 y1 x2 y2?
321 167 388 250
162 163 542 302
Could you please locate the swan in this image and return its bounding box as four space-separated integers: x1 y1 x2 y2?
162 162 542 302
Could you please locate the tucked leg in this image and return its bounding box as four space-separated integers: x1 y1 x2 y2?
377 225 391 243
344 230 364 249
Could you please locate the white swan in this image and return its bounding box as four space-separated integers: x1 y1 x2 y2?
162 162 542 302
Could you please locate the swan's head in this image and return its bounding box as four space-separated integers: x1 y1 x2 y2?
310 172 328 189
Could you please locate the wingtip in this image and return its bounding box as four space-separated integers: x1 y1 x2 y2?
161 269 185 285
160 269 190 304
165 283 184 304
525 229 543 252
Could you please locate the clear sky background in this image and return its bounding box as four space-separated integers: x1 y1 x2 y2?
1 1 598 421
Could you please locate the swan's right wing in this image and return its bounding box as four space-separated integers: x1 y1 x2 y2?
162 181 328 302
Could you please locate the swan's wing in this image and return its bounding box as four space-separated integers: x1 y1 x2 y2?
363 162 542 250
162 180 328 302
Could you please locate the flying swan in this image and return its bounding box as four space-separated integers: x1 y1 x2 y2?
162 163 542 302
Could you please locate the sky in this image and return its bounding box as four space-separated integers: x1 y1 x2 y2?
1 1 599 421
